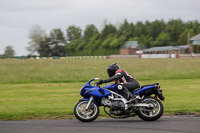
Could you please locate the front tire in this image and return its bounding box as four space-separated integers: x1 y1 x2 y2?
74 101 99 122
137 97 163 121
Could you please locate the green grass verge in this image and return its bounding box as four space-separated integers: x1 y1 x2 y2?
0 58 200 120
0 79 200 120
0 58 200 84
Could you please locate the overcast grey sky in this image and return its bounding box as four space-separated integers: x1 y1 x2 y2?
0 0 200 56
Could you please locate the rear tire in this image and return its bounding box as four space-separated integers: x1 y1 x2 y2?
74 101 99 122
137 97 163 121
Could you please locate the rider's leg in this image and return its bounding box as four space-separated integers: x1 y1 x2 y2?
116 83 138 103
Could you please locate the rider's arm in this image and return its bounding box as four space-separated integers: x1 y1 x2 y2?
103 71 124 83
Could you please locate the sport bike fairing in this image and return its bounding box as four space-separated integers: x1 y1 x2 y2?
80 80 157 99
80 80 112 98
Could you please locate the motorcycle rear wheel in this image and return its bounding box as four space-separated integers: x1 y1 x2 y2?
74 101 99 122
137 96 163 121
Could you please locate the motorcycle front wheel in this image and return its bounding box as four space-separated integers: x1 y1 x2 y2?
137 96 164 121
74 101 99 122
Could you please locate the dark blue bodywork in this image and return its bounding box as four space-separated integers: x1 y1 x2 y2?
102 84 118 93
79 79 157 102
80 80 112 98
133 85 157 95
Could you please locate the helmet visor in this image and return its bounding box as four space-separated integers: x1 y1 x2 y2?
107 69 116 77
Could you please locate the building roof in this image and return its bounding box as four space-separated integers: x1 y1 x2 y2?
122 41 138 48
177 45 190 50
190 34 200 41
143 45 189 52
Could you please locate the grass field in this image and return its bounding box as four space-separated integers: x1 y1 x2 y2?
0 58 200 84
0 58 200 120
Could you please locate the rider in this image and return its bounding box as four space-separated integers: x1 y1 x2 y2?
98 63 140 103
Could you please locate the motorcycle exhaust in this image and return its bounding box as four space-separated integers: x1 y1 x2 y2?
132 103 154 108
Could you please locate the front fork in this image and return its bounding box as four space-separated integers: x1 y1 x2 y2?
85 96 93 110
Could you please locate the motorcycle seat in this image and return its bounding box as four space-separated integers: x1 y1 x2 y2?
132 88 141 93
131 83 159 93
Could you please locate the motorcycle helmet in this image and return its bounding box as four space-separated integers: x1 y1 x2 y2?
107 63 120 77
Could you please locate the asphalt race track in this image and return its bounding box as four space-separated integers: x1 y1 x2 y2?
0 116 200 133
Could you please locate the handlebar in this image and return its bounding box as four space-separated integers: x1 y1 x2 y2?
95 83 101 88
89 78 101 87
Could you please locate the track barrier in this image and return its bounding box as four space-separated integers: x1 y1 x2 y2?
139 53 179 58
26 56 108 60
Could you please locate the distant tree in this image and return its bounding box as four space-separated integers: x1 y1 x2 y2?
118 19 135 40
149 20 165 39
100 35 113 48
153 32 171 47
4 45 15 57
196 26 200 34
133 35 153 48
177 29 195 45
93 39 102 49
37 37 52 57
165 19 184 43
27 25 47 54
118 19 129 35
101 24 117 39
84 24 99 41
27 19 200 56
66 25 82 42
185 20 200 34
109 36 126 48
128 22 135 38
76 39 87 51
109 38 119 48
49 28 66 56
65 39 83 55
144 20 151 35
86 34 99 49
134 21 145 37
142 36 154 48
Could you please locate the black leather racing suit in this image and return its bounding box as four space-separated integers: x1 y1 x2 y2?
104 69 140 92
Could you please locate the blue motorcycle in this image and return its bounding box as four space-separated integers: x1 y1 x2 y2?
74 78 165 122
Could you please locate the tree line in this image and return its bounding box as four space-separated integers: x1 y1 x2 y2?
27 19 200 56
0 45 15 58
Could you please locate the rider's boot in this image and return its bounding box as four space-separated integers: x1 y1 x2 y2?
122 87 138 104
128 95 138 104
